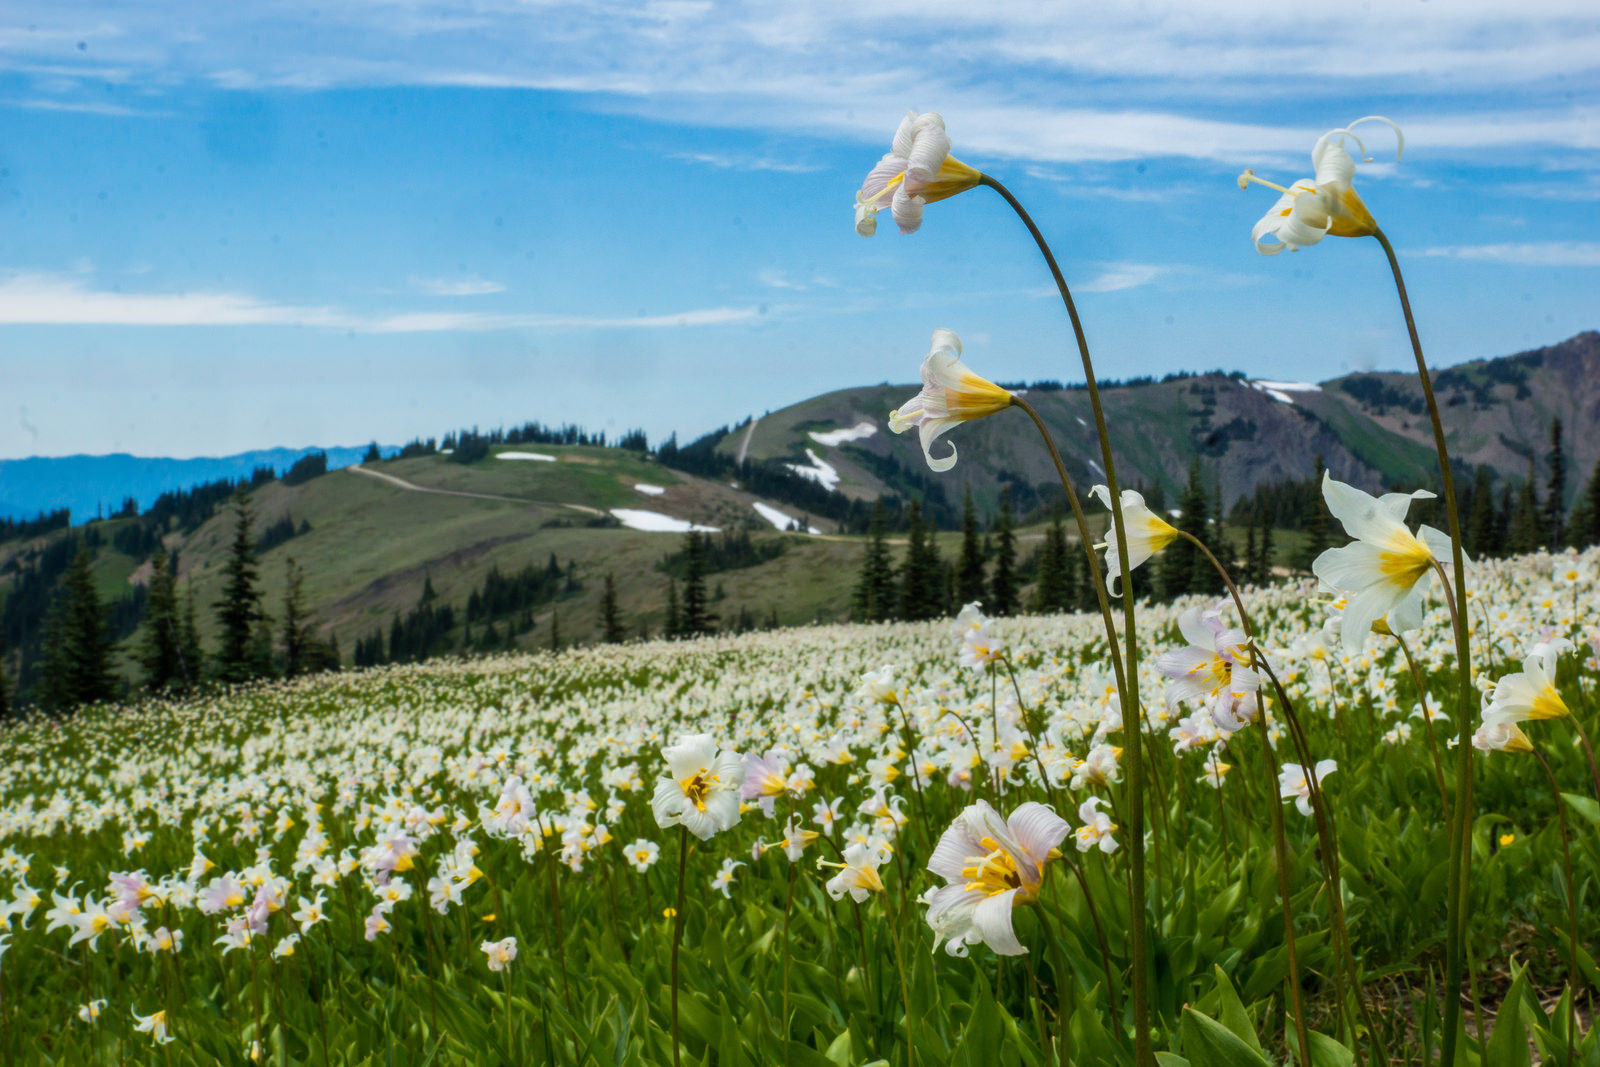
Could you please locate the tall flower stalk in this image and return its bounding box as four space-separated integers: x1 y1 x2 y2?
1372 231 1475 1060
976 173 1151 1064
1241 117 1474 1057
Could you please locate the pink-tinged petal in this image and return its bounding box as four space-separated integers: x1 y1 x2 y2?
891 110 920 158
1005 802 1069 862
891 187 925 234
926 822 979 881
971 888 1026 956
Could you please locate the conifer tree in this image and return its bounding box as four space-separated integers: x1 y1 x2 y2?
664 578 681 638
37 547 117 713
990 487 1020 616
1295 455 1331 572
249 612 276 679
1242 514 1258 587
280 557 311 679
1257 516 1276 585
600 573 625 643
1031 506 1071 612
0 639 11 719
956 487 987 605
1569 454 1600 549
1543 418 1567 547
852 501 896 622
899 501 945 621
139 550 184 691
1509 457 1542 552
213 492 265 683
1466 465 1498 558
1163 457 1212 598
179 584 203 686
679 531 715 636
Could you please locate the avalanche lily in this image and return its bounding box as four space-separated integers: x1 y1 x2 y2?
1312 472 1454 652
651 733 743 841
923 800 1069 957
1239 116 1403 254
854 109 982 236
1279 759 1337 817
889 329 1013 473
1089 485 1180 593
1483 639 1572 730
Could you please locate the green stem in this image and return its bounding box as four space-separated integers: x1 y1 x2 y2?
671 826 689 1067
1373 227 1474 1063
983 173 1149 1064
1533 750 1580 1066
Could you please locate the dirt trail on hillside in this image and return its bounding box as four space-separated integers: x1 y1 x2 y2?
345 465 605 516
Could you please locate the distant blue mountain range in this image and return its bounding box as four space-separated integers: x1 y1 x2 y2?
0 446 388 522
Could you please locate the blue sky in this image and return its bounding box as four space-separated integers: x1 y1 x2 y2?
1 1 1597 459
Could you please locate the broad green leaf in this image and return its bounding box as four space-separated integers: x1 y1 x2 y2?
1179 1008 1273 1067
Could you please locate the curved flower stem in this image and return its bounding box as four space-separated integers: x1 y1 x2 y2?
1394 632 1453 820
1178 529 1384 1065
1373 226 1475 1062
1011 397 1129 698
670 826 689 1067
1252 715 1313 1067
1532 750 1580 1062
985 178 1148 1062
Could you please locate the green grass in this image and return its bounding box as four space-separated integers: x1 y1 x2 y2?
0 545 1595 1064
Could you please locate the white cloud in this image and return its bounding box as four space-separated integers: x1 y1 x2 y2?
671 150 822 173
0 272 762 331
411 275 506 296
1077 263 1169 293
5 2 1598 166
1413 241 1600 267
757 268 804 290
4 97 173 117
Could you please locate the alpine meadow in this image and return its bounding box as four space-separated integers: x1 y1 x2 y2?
3 7 1600 1067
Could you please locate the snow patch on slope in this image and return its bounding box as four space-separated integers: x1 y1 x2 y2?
609 509 719 533
808 420 877 447
1249 380 1322 405
785 449 840 491
497 451 556 461
753 501 820 534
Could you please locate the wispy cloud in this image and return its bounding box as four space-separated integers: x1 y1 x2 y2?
8 2 1598 166
0 272 761 331
671 150 823 173
4 97 173 118
411 275 506 297
1077 263 1169 293
1414 241 1600 267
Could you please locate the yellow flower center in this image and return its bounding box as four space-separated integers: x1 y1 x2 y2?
944 372 1014 421
1378 530 1433 588
1529 684 1569 721
959 836 1037 901
681 769 714 811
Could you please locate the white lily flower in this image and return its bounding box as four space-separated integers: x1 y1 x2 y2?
650 733 743 841
1089 485 1181 593
855 110 982 236
1279 759 1337 817
889 329 1013 473
1311 472 1455 653
1483 638 1572 729
820 840 886 903
481 935 518 972
923 800 1069 957
1240 116 1403 254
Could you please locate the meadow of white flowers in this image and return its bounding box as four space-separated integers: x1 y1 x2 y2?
0 545 1594 1064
